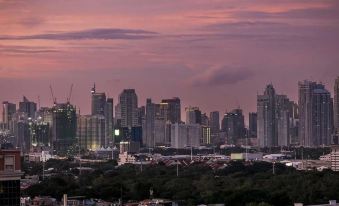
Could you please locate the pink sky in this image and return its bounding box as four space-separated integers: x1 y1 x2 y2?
1 0 339 123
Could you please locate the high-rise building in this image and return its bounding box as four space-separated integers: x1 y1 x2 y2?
209 111 220 133
221 108 246 145
288 102 299 145
248 112 257 138
19 96 37 118
119 89 138 128
209 111 220 144
257 84 277 147
185 106 201 124
2 101 16 130
299 80 333 147
106 98 114 144
160 98 181 123
143 99 156 147
334 77 339 133
77 115 106 150
170 123 201 149
201 126 211 145
91 84 106 116
257 84 293 147
276 95 291 146
52 103 77 153
0 148 23 206
91 85 113 145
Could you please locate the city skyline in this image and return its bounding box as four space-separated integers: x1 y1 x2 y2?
1 0 339 120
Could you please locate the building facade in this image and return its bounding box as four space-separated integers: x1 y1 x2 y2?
299 81 333 147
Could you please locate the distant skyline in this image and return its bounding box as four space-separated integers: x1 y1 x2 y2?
1 0 339 120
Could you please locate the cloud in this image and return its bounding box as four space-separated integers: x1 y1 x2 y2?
0 44 60 54
190 67 254 87
0 28 158 41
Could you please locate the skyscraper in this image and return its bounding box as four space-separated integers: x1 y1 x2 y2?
257 84 277 147
77 115 106 150
209 111 220 144
334 76 339 133
19 96 37 118
52 103 77 153
299 80 333 147
2 101 16 130
106 98 114 143
210 111 220 133
221 108 246 145
185 106 201 124
143 99 156 147
119 89 138 128
276 95 291 146
91 85 113 145
160 97 181 123
248 112 257 138
91 84 106 116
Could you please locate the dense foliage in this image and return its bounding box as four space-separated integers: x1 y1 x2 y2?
23 159 339 206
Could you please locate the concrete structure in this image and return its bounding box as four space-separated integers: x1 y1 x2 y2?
221 108 246 145
248 112 257 138
119 89 138 128
77 115 106 150
2 101 16 130
19 96 37 119
201 126 211 145
160 98 181 123
299 80 333 147
185 106 201 124
331 145 339 171
257 84 277 147
257 84 293 147
52 103 77 153
170 123 201 149
335 77 339 133
0 149 23 206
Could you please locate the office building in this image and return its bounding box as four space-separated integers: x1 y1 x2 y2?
143 99 156 147
18 96 37 118
0 148 23 206
210 111 220 133
52 103 77 153
209 111 220 144
334 77 339 133
299 81 333 147
91 85 114 145
248 112 257 138
221 108 246 145
170 123 201 149
257 84 277 147
185 106 201 124
201 126 211 145
2 101 16 130
160 98 181 123
276 95 291 146
119 89 138 128
77 115 106 150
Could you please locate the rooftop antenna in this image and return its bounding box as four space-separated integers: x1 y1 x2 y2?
67 84 74 103
49 85 57 105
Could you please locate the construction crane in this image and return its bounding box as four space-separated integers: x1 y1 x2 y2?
49 85 57 105
67 84 73 103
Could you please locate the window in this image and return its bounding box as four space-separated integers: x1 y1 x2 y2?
4 156 14 171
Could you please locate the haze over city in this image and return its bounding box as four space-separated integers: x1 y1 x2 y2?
1 0 339 117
